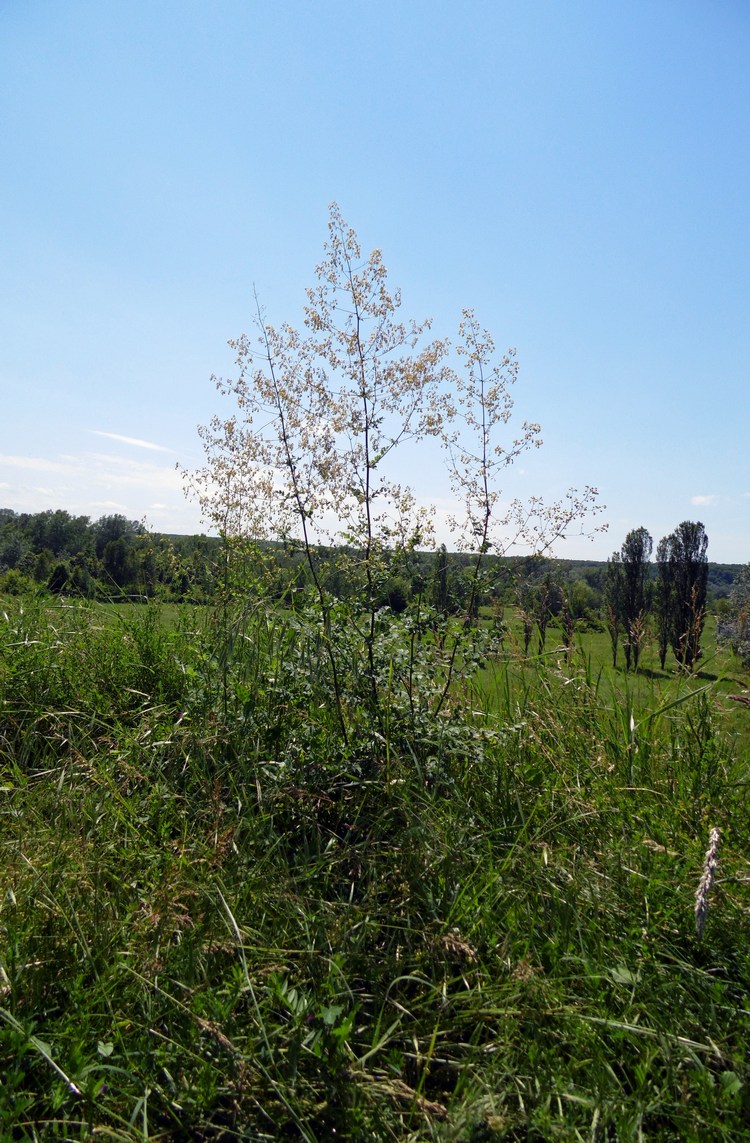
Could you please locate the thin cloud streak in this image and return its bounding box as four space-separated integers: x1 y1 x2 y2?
89 431 173 453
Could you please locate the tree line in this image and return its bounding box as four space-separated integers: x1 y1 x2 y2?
3 508 749 677
604 522 711 672
0 509 218 601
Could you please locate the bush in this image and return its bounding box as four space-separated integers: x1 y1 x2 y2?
718 562 750 667
0 568 37 596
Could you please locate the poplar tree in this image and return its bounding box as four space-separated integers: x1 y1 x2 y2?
620 527 652 671
654 536 672 671
660 521 709 671
604 553 623 668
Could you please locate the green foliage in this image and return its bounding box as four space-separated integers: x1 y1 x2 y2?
0 508 223 603
0 568 36 596
620 526 653 670
1 590 750 1140
655 534 673 672
719 562 750 669
604 550 624 668
661 521 710 672
604 528 653 672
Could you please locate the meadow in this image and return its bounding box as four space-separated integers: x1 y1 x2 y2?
1 590 749 1142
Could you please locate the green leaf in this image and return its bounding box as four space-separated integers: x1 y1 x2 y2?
720 1071 742 1097
320 1004 344 1027
609 965 639 985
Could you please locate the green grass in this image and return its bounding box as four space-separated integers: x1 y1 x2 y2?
479 612 750 760
1 595 750 1139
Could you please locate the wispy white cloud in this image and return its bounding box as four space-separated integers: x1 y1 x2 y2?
691 494 718 506
0 454 75 474
0 449 200 534
0 451 179 489
90 499 129 511
89 431 173 453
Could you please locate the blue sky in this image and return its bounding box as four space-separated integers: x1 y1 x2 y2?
2 0 748 561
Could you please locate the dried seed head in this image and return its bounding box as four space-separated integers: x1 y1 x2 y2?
695 826 720 939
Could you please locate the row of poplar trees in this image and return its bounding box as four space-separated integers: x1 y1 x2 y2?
605 521 709 672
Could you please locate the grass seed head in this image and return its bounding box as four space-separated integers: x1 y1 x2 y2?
695 826 720 939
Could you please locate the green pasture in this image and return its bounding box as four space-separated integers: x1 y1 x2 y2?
479 612 750 753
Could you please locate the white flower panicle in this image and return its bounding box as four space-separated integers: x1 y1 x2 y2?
184 203 605 561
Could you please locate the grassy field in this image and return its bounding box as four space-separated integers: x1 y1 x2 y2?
480 613 750 758
1 595 750 1140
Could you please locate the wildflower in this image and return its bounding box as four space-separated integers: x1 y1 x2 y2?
695 826 720 938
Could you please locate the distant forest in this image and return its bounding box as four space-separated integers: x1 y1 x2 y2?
0 506 743 617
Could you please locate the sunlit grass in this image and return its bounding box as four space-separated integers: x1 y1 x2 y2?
1 595 749 1139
